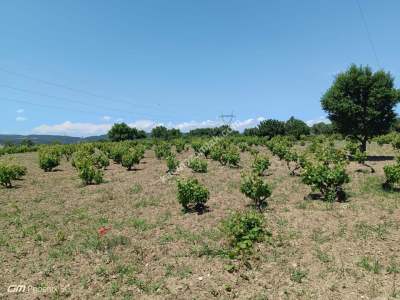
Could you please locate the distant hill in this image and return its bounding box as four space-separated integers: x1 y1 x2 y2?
0 134 108 145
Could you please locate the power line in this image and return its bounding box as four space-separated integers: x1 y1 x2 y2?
355 0 381 68
1 96 97 115
0 83 176 119
0 66 178 113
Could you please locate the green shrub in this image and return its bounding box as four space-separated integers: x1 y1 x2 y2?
240 173 272 210
78 159 103 185
38 148 61 172
283 150 306 176
220 146 240 167
238 142 249 152
383 158 400 189
187 157 208 173
175 140 186 153
0 162 27 188
154 142 172 159
251 155 270 176
191 140 203 155
92 149 110 170
176 178 209 211
345 141 374 172
166 154 179 174
121 148 141 170
109 143 129 164
301 162 349 202
222 210 267 257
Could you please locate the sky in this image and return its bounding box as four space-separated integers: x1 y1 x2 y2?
1 0 399 137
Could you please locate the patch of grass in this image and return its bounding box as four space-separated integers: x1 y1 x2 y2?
290 267 308 283
314 248 332 263
357 256 383 274
353 221 393 240
133 196 160 208
311 228 331 244
128 217 154 231
130 183 143 194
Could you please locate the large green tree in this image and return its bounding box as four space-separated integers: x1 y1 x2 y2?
285 116 310 139
321 64 400 151
108 123 145 141
257 119 286 138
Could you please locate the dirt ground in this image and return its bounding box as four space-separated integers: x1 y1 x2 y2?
1 143 400 299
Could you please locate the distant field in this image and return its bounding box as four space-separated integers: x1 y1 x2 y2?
1 142 400 299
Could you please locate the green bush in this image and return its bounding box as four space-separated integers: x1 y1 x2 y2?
175 140 186 153
283 150 306 176
251 155 270 176
240 173 272 210
187 157 208 173
345 141 374 172
383 158 400 189
154 142 172 159
301 162 349 202
191 140 203 155
238 142 249 152
166 155 179 174
220 146 240 167
78 159 103 185
109 143 128 164
121 148 141 170
38 148 61 172
176 178 209 211
222 210 267 257
0 162 27 188
92 149 110 170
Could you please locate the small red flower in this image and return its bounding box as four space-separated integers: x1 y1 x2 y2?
98 226 110 236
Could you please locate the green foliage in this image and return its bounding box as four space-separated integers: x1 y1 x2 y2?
108 123 146 141
285 116 310 139
122 148 142 170
109 143 128 164
166 155 179 174
38 148 61 172
0 162 27 188
222 210 267 257
321 64 400 151
311 122 334 135
251 155 270 176
238 142 249 152
220 145 240 167
174 140 186 153
187 157 208 173
345 140 374 172
240 173 272 210
154 142 172 159
191 140 203 155
151 126 181 139
77 159 103 185
257 119 286 138
283 150 306 176
301 161 349 202
176 178 209 211
92 149 110 169
383 158 400 189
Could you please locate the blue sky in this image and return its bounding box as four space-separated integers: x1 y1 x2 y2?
1 0 399 136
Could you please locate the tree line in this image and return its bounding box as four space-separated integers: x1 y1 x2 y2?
108 64 400 149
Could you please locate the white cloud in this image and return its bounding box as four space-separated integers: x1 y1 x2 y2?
33 121 112 137
102 116 112 121
16 109 24 114
306 116 330 126
16 116 27 122
32 117 266 137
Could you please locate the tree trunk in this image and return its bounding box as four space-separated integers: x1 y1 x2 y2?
360 138 367 153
